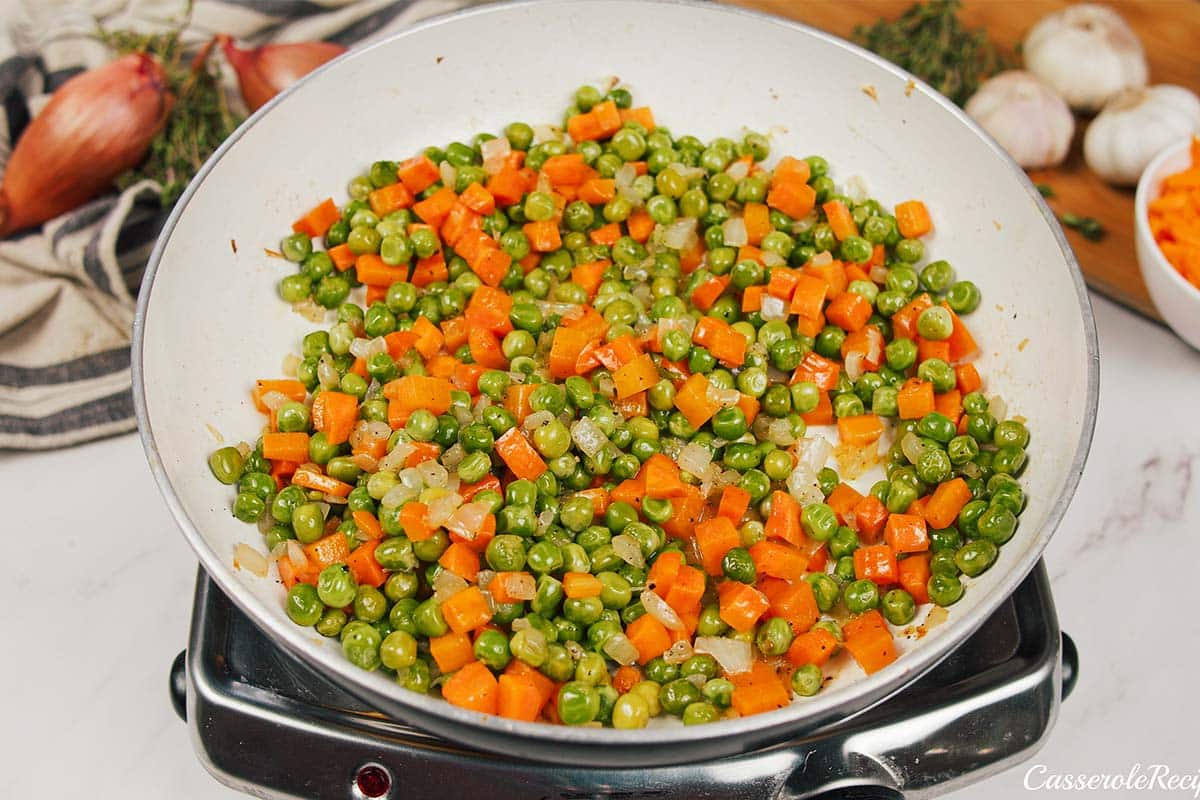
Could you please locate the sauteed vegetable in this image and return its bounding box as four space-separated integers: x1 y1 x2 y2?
211 85 1029 726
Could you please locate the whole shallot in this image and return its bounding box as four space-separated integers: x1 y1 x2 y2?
0 53 173 237
219 36 346 112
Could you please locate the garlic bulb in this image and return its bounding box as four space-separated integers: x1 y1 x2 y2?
1023 4 1147 112
965 71 1074 169
1084 85 1200 186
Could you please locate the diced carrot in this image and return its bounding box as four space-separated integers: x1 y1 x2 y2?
661 484 704 539
896 378 934 419
695 517 741 575
540 153 588 186
917 337 951 365
458 181 496 214
384 375 453 415
822 199 859 241
522 219 562 253
717 485 752 524
801 390 834 426
924 478 973 529
825 291 873 332
730 661 790 716
884 513 929 553
496 673 542 721
853 544 899 585
398 501 434 542
441 586 494 633
548 326 593 379
618 106 656 130
692 316 747 367
439 542 481 582
641 454 684 499
563 571 604 599
397 155 440 193
769 580 819 634
443 660 499 715
578 178 616 205
843 612 896 675
748 541 806 581
646 550 683 595
368 182 414 217
351 510 384 540
826 482 866 525
743 203 771 245
837 414 885 448
292 198 341 238
741 284 765 312
719 581 770 633
791 351 841 391
898 554 931 604
787 273 828 319
690 275 731 311
346 539 387 587
895 199 933 239
262 432 309 463
303 532 350 571
941 303 979 362
494 427 546 480
411 251 449 287
851 494 889 543
767 179 816 220
589 222 621 245
571 260 610 299
328 243 357 272
673 373 723 429
664 565 706 616
787 627 838 667
892 294 934 341
764 490 804 547
619 207 658 243
354 253 407 287
625 614 673 665
412 185 457 228
955 362 983 394
612 353 660 399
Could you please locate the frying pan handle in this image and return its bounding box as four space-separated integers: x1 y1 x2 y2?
1060 633 1079 701
170 650 188 722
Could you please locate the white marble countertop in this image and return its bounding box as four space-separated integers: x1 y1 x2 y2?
1 293 1196 798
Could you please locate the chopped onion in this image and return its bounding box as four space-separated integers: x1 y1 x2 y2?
662 639 694 665
537 508 557 535
901 432 926 465
291 297 325 322
399 467 424 490
235 441 252 458
570 416 609 457
959 461 983 479
481 136 511 174
844 350 865 381
988 395 1007 422
603 633 640 666
317 355 339 390
286 540 308 569
417 460 449 488
433 569 469 601
257 508 277 534
641 590 685 631
662 218 698 250
760 294 788 321
477 569 496 589
768 417 797 447
441 443 466 469
686 673 707 688
536 171 553 196
439 160 457 189
761 250 785 268
811 250 834 267
532 124 560 144
845 175 869 203
377 441 415 473
260 391 290 412
615 163 637 190
564 640 586 660
426 492 463 527
381 484 418 509
787 463 825 506
705 382 741 408
725 159 750 181
350 453 379 473
453 404 474 427
269 541 289 561
611 534 645 569
722 217 748 247
446 500 490 540
795 436 833 473
870 264 890 284
523 409 555 432
323 493 348 504
281 353 301 377
678 442 713 477
350 420 391 452
235 543 268 577
693 636 752 675
793 209 819 234
595 372 617 400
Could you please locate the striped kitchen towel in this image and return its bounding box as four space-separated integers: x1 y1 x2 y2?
0 0 470 449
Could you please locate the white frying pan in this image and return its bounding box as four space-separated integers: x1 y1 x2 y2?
134 0 1098 767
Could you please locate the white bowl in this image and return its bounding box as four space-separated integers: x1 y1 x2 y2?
1135 137 1200 349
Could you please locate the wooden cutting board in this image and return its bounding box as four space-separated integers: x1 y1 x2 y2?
726 0 1200 322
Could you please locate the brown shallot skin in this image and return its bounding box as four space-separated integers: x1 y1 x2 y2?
219 36 346 112
0 53 174 237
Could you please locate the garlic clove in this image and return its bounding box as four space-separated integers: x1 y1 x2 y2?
965 71 1074 170
1084 85 1200 186
1023 4 1147 113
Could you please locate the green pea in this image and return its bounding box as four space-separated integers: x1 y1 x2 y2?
413 598 449 638
659 678 703 716
917 306 954 340
739 469 772 504
801 503 839 542
756 616 794 656
682 701 719 726
315 565 356 608
955 539 999 577
844 579 880 613
396 658 431 693
208 446 245 485
805 573 841 612
946 280 981 314
791 664 823 697
642 496 674 524
286 583 324 626
927 573 964 606
557 681 599 725
721 547 757 584
611 692 651 729
881 588 917 625
340 621 382 671
992 445 1027 476
469 628 510 671
977 505 1018 544
315 608 347 637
